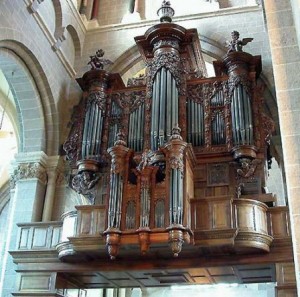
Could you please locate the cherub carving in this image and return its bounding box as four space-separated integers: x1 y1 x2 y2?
162 0 171 6
226 31 253 53
72 171 100 204
88 49 113 70
237 158 261 179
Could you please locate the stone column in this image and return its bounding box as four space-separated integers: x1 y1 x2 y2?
0 151 48 297
264 0 300 294
42 156 63 221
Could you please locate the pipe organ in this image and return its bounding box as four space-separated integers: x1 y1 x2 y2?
62 1 277 262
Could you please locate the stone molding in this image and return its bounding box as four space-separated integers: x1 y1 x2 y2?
10 162 47 187
9 153 67 188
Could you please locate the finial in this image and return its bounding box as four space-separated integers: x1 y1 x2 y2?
88 49 113 70
226 31 253 53
157 1 175 23
169 124 182 140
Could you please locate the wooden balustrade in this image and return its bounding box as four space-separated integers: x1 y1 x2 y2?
268 206 291 239
234 198 273 252
190 196 288 253
13 201 291 260
17 222 62 251
75 205 107 236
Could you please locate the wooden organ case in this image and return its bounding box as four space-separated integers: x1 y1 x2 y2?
62 2 283 264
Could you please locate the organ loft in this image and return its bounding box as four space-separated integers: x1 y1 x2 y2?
10 1 293 294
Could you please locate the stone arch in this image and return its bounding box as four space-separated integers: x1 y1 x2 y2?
0 40 58 155
53 0 64 40
66 24 82 63
109 44 145 85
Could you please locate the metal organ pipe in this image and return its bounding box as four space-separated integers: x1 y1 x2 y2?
169 168 183 225
128 104 144 152
151 68 179 151
173 78 178 131
187 98 204 146
81 96 105 161
231 85 253 145
166 71 172 138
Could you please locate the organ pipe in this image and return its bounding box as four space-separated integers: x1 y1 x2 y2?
107 133 129 230
151 68 179 151
187 99 204 146
81 95 106 161
128 104 145 152
231 85 253 146
169 169 183 224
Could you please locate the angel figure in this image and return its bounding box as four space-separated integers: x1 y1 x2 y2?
162 0 171 6
226 31 253 53
88 49 113 70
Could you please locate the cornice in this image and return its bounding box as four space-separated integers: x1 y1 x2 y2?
86 5 261 34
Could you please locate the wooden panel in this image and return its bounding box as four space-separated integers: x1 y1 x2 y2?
191 196 233 231
235 199 268 233
211 200 232 229
277 289 297 297
276 263 296 286
56 264 275 288
194 164 206 182
32 227 48 249
269 207 290 238
76 206 106 236
18 273 55 292
19 227 31 249
17 222 62 251
254 205 268 234
276 263 297 297
79 211 92 235
207 163 229 186
192 200 209 230
236 203 255 231
61 212 77 241
51 226 62 248
208 266 234 276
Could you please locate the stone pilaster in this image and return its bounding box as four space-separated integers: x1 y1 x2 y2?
264 0 300 294
1 151 48 297
42 156 64 222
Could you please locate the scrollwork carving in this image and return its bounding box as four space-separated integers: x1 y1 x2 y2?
112 90 146 113
87 91 106 111
187 83 213 104
127 74 146 87
146 51 187 97
63 101 85 165
261 112 275 143
153 40 179 51
227 72 252 99
164 126 187 172
109 131 129 175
